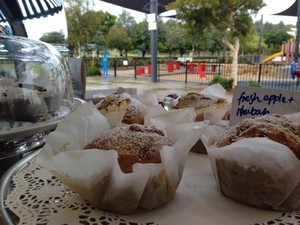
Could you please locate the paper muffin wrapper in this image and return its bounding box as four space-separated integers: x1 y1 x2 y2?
203 118 300 211
37 102 209 214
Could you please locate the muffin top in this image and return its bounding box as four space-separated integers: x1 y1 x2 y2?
174 92 222 110
216 114 300 159
84 124 172 173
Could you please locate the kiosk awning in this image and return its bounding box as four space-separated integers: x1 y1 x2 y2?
98 0 175 15
0 0 63 22
273 0 298 16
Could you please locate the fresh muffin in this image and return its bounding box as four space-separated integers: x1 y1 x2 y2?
97 93 147 125
174 92 228 122
84 123 172 173
212 114 300 211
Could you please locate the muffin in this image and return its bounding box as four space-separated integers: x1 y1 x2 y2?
97 93 148 125
0 86 49 122
174 92 229 154
174 92 228 121
212 114 300 211
84 124 172 173
76 124 172 213
38 102 208 215
216 114 300 158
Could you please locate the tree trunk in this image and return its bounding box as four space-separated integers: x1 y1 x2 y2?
223 36 240 86
76 41 81 57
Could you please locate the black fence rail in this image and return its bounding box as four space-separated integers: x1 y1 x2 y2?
91 57 300 92
235 64 300 92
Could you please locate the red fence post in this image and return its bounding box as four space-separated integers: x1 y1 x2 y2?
148 64 151 74
168 61 174 72
188 62 194 71
176 61 180 70
212 64 216 73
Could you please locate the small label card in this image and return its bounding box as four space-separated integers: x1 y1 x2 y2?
229 86 300 126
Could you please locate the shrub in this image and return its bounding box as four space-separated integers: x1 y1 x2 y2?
86 66 100 76
248 80 261 87
209 75 234 91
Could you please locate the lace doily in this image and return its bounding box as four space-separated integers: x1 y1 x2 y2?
3 154 300 225
4 158 158 225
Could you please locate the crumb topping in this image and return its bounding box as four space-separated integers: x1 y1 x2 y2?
84 124 172 173
174 92 219 110
216 114 300 159
97 93 147 124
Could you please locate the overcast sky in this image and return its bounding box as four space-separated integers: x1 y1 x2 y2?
24 0 299 41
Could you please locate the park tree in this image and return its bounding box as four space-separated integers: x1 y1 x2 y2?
254 21 295 54
39 31 66 43
132 17 166 57
106 25 132 56
115 10 138 55
162 20 188 57
238 24 260 55
91 30 106 56
206 27 225 56
64 0 89 55
168 0 265 85
133 20 150 57
65 0 116 56
264 30 293 53
186 26 224 56
115 10 138 32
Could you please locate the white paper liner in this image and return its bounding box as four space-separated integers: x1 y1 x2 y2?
37 102 209 214
204 113 300 211
199 84 230 124
199 83 227 100
167 84 230 125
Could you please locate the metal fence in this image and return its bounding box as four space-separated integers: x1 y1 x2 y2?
95 57 300 92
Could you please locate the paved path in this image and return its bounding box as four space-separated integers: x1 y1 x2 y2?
86 75 208 101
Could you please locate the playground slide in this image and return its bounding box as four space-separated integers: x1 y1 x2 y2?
262 51 283 63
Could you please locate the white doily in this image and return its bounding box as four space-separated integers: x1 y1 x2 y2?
4 158 158 225
3 154 300 225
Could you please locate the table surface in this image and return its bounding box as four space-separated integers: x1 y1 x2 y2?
0 151 299 225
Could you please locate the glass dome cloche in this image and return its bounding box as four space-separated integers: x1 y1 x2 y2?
0 34 75 143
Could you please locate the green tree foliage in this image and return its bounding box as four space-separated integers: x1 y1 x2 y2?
114 10 138 55
65 0 116 56
161 20 188 57
39 31 65 43
115 10 138 32
168 0 265 85
254 21 294 54
264 30 293 52
91 30 106 55
205 27 224 56
186 25 224 56
133 20 150 57
106 26 132 56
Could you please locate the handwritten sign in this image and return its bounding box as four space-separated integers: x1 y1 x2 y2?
229 86 300 126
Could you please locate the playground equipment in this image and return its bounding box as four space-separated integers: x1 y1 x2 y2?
262 41 297 64
262 51 283 63
291 61 300 79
